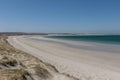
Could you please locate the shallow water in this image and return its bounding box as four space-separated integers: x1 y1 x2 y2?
47 35 120 44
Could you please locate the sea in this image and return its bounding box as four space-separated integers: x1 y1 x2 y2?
47 35 120 45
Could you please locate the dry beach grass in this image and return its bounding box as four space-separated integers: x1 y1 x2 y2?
0 35 49 80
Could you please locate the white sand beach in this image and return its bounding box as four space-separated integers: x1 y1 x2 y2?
8 36 120 80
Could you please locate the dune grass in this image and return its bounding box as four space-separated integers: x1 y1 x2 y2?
0 35 52 80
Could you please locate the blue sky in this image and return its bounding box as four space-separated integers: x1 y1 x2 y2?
0 0 120 34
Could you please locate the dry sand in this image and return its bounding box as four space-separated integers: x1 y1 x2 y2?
8 36 120 80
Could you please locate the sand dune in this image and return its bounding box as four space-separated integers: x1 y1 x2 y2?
8 36 120 80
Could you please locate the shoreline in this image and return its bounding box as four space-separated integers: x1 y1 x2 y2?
30 36 120 53
8 35 120 80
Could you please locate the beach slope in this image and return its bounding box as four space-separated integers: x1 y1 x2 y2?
8 36 120 80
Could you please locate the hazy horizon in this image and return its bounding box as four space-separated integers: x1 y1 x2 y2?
0 0 120 34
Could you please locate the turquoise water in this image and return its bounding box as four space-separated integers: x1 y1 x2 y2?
47 35 120 44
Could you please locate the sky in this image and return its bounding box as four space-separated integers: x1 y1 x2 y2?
0 0 120 34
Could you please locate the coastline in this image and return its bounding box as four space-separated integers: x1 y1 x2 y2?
30 36 120 53
0 35 76 80
8 35 120 80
